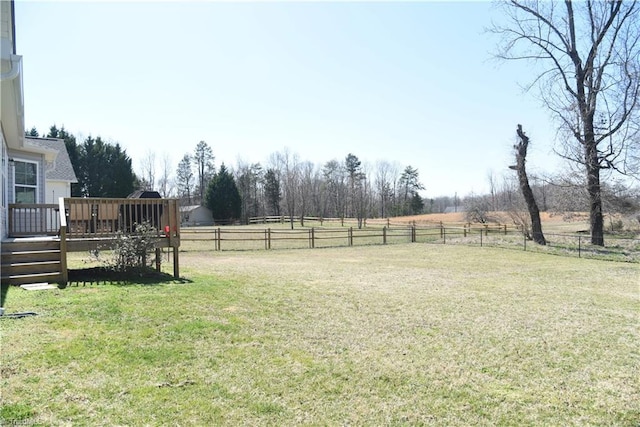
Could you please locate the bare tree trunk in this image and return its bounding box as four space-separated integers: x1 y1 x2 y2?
586 139 604 246
512 125 546 245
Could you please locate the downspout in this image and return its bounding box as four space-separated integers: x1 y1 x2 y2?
11 0 16 54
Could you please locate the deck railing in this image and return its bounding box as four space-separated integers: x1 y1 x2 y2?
8 198 180 243
8 203 60 236
63 197 180 242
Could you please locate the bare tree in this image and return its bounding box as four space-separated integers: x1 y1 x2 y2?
375 160 399 218
493 0 640 245
157 153 174 198
298 161 317 227
139 149 156 191
322 159 347 219
273 149 300 229
510 125 547 245
487 170 498 211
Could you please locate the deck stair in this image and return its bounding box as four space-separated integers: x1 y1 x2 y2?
1 240 63 286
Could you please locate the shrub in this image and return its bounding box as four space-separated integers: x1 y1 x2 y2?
110 222 159 272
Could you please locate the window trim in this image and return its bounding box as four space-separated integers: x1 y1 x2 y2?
12 158 39 204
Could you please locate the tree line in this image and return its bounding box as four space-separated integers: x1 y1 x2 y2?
27 123 638 238
172 144 426 228
26 127 427 226
27 125 136 198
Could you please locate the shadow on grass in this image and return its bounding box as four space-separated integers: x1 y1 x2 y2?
64 267 192 287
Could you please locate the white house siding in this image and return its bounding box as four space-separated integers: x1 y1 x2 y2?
45 180 71 204
1 130 7 238
180 205 214 226
0 1 11 44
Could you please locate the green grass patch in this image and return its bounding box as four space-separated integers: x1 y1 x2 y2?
1 244 639 425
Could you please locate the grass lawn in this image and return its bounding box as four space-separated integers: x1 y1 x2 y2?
1 244 639 425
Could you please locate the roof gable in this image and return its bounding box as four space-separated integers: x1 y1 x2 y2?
25 136 77 182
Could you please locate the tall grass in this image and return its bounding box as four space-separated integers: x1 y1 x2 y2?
1 244 638 425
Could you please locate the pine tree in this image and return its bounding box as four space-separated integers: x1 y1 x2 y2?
205 164 241 222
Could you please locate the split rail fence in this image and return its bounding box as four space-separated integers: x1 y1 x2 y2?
181 219 639 262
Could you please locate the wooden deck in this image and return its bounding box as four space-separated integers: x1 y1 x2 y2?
2 197 181 285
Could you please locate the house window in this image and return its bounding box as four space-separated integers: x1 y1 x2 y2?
14 160 38 203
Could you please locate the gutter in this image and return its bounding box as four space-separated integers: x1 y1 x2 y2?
0 55 22 81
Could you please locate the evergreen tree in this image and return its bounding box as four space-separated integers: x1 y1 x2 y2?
398 165 424 215
410 193 424 215
205 164 241 222
263 168 281 215
76 136 135 197
194 141 215 203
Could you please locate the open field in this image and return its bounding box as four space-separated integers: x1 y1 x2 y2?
2 244 639 425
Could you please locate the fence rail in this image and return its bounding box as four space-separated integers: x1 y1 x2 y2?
248 215 514 232
181 224 639 262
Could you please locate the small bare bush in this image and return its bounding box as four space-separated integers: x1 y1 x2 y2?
110 222 159 272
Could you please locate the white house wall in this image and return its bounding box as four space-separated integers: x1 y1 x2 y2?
1 128 7 238
182 206 214 226
45 181 70 204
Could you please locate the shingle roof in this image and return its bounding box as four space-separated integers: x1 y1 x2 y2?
180 205 205 213
25 137 78 182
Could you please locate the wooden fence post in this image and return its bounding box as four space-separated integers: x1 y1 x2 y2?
383 226 387 245
268 228 272 249
504 224 507 235
578 235 581 258
264 229 268 250
217 227 221 251
480 229 483 247
308 228 313 248
348 227 353 246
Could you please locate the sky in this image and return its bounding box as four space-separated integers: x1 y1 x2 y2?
16 0 564 198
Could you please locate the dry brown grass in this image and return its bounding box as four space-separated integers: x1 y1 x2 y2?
393 211 590 225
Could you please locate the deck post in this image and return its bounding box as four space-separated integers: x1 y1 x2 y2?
155 248 161 272
173 246 179 278
59 227 68 285
58 198 69 285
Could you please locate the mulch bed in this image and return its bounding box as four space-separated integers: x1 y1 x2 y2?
67 267 178 286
